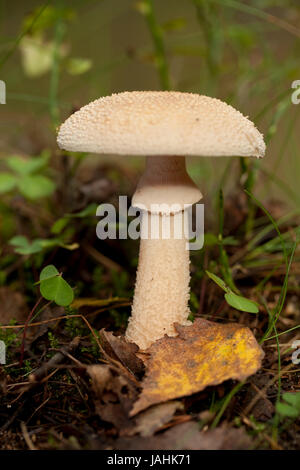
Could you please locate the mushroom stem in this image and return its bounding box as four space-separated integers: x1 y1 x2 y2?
144 155 187 182
132 156 202 212
126 155 201 350
125 211 191 350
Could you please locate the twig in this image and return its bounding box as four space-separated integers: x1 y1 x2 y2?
19 297 43 367
28 336 81 383
241 414 282 450
243 363 295 416
83 243 122 272
0 399 28 432
20 421 37 450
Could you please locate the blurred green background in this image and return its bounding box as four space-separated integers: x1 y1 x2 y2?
1 0 300 297
1 0 300 208
1 2 300 447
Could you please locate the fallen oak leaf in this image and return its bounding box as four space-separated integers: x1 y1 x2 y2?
131 318 264 416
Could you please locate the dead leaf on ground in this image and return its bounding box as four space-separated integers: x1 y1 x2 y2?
114 421 252 450
87 364 138 434
128 401 184 437
131 318 264 415
99 329 145 379
0 287 28 324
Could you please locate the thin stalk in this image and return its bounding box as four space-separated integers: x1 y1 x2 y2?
49 6 65 128
244 98 290 239
19 297 43 367
142 0 171 90
261 239 298 343
192 0 223 93
218 189 239 293
212 0 300 39
272 324 281 442
0 3 49 69
245 190 288 266
211 381 244 428
264 324 300 341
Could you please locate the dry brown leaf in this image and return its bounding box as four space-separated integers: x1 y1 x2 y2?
87 364 138 434
131 318 264 415
99 329 145 378
114 421 252 450
87 364 114 397
128 401 183 437
0 287 28 324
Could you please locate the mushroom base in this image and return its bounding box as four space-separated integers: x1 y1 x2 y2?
125 212 191 350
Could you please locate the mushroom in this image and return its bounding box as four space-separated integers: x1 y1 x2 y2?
57 91 265 350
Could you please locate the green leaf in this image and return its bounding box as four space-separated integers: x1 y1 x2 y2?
19 35 67 78
9 237 63 256
205 270 228 292
276 402 299 418
71 203 98 218
66 57 92 75
0 173 17 193
9 236 43 255
225 292 259 314
9 235 28 247
51 217 69 234
162 17 186 32
18 175 55 199
40 264 59 281
7 151 50 175
40 275 74 307
204 233 219 246
135 1 151 15
22 5 74 35
51 204 98 234
39 264 74 307
38 238 61 249
281 392 300 409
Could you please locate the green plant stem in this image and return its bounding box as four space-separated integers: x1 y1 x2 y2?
272 324 281 442
211 381 244 428
143 0 171 90
218 189 239 293
0 3 49 70
261 239 297 343
192 0 223 92
49 6 65 128
264 324 300 341
245 190 288 266
212 0 300 39
243 96 290 239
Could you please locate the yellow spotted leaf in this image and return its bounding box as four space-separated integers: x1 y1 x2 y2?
131 318 264 416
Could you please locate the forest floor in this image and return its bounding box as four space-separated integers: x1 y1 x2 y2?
0 161 299 451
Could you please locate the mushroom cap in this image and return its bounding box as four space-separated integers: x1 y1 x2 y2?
57 91 265 158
